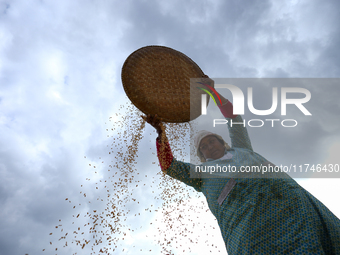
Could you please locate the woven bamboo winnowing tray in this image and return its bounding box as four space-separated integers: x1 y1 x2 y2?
121 45 212 123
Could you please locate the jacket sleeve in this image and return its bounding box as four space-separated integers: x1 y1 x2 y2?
156 139 202 192
218 100 253 151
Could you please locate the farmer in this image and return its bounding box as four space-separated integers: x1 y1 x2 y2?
145 90 340 254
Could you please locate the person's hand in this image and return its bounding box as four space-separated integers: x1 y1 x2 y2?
143 114 164 139
202 74 214 88
202 75 228 105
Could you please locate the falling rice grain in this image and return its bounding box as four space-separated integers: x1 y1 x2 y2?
45 101 215 254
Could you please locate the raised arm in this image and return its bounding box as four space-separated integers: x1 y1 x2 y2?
144 114 202 192
216 92 253 151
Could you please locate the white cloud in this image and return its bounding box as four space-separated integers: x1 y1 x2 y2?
0 0 340 254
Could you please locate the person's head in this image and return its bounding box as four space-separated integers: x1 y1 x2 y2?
195 130 230 162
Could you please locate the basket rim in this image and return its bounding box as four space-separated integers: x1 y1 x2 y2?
121 45 207 123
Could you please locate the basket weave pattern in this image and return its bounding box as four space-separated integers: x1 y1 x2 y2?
122 46 210 123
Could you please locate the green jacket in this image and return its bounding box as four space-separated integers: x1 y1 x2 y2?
163 115 340 254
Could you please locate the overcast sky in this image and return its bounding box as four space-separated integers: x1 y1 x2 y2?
1 0 340 254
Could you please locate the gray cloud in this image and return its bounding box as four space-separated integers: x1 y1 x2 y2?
0 0 340 254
